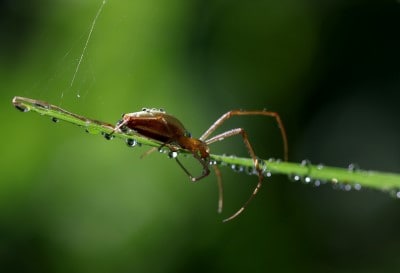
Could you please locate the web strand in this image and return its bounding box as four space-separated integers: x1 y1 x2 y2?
69 0 107 97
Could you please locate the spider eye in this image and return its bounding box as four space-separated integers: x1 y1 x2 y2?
184 131 192 138
141 107 147 111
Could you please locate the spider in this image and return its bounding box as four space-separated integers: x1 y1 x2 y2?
110 108 288 222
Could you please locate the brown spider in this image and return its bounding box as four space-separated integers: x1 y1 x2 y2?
111 108 288 222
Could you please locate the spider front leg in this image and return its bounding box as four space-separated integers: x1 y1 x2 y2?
200 110 288 161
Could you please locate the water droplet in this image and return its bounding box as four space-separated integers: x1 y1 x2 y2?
289 174 302 182
51 117 59 123
219 154 233 166
14 104 29 112
168 151 178 158
303 176 312 184
332 182 353 192
344 184 352 191
354 183 362 191
102 132 114 140
348 163 360 172
230 164 244 173
301 159 311 167
265 171 272 177
389 189 400 199
126 138 137 147
246 166 256 175
314 180 321 187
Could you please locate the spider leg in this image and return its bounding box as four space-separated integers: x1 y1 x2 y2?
108 118 129 137
176 154 223 213
155 141 210 183
212 164 224 213
174 152 210 182
205 128 264 222
140 147 158 159
200 110 288 161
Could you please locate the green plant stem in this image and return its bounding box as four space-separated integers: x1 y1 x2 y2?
210 154 400 192
12 96 400 193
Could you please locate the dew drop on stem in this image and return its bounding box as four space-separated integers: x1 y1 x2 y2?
102 132 114 140
126 138 137 147
314 180 321 187
300 159 312 167
168 151 178 159
354 183 362 191
348 163 360 172
230 164 244 173
389 189 400 199
289 174 302 182
14 104 29 112
246 166 256 175
303 176 312 184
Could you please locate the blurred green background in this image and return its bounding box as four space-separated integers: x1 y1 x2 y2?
1 0 400 272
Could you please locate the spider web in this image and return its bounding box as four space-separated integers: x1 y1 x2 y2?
68 0 107 97
26 0 108 107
